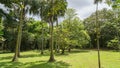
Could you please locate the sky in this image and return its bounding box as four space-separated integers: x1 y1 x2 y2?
0 0 111 20
67 0 111 20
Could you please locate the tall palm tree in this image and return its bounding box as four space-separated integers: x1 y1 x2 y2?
41 0 67 62
0 0 22 62
94 0 102 68
12 1 25 62
12 0 40 61
49 0 67 62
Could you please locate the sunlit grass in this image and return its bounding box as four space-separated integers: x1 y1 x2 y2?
0 49 120 68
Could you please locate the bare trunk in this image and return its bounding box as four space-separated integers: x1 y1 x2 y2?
96 3 101 68
68 45 71 52
41 23 44 55
57 45 60 53
12 25 21 62
48 21 55 62
12 2 24 62
55 42 57 52
2 42 4 53
18 1 25 57
61 48 65 54
48 0 55 62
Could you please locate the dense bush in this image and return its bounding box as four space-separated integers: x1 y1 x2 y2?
107 37 120 50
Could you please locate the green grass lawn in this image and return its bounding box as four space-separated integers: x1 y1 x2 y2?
0 49 120 68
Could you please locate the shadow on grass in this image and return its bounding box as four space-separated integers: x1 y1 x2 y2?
69 49 89 54
0 56 13 61
25 61 70 68
20 53 49 58
55 49 89 56
0 61 70 68
0 61 23 68
0 52 50 61
0 49 89 62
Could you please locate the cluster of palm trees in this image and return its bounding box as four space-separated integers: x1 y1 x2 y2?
1 0 117 68
0 0 67 62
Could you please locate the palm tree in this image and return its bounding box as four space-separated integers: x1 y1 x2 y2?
0 0 22 62
41 0 67 62
94 0 102 68
48 0 67 62
12 1 25 62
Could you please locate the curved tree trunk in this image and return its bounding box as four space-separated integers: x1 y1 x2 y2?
12 2 24 62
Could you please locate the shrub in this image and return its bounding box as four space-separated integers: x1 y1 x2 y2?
107 37 120 50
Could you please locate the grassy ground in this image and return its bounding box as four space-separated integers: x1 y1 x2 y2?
0 49 120 68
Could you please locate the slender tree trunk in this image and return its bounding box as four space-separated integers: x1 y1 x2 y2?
18 1 25 57
55 42 57 52
55 18 59 53
68 45 71 52
61 46 65 54
12 2 24 62
48 0 55 62
2 42 4 53
57 45 60 53
12 24 21 62
40 5 44 55
41 23 44 55
61 49 65 54
96 3 101 68
48 19 55 62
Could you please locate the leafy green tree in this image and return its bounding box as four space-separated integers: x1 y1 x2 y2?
107 37 120 51
54 17 90 54
64 8 77 52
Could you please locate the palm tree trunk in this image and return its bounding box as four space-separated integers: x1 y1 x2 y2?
48 0 55 62
18 1 25 57
96 2 101 68
61 48 65 54
41 23 44 55
48 17 55 62
12 2 24 62
12 24 21 62
68 45 71 52
55 18 59 53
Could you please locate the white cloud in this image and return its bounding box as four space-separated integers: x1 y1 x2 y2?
67 0 111 20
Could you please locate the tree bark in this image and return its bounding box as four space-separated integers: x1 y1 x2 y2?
61 48 65 54
68 45 71 52
48 18 55 62
2 42 4 53
48 0 55 62
12 24 21 62
18 1 25 57
41 23 44 55
12 2 24 62
96 2 101 68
